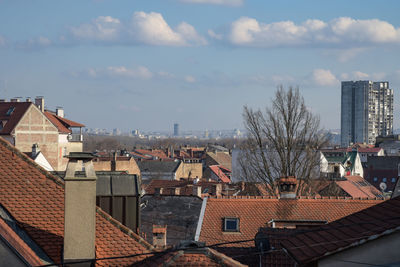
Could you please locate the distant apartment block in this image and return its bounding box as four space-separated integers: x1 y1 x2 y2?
173 123 179 137
341 81 393 146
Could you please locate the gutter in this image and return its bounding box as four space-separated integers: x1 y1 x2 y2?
194 197 207 241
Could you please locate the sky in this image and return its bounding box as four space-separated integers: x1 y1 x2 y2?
1 0 400 132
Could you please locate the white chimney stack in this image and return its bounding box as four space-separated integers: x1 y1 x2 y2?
56 107 64 118
35 96 44 112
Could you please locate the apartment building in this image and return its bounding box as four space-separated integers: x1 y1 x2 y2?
341 81 393 146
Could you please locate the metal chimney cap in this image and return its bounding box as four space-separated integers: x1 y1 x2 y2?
65 152 97 160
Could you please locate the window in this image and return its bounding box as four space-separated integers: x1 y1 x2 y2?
224 218 239 232
373 177 378 182
392 178 397 183
383 178 387 182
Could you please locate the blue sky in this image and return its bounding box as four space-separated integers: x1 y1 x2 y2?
1 0 400 132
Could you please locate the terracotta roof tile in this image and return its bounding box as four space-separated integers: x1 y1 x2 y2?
137 247 247 267
44 111 71 133
0 137 153 265
209 165 231 183
0 216 43 266
199 197 383 248
281 196 400 264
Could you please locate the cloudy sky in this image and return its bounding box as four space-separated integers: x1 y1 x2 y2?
1 0 400 132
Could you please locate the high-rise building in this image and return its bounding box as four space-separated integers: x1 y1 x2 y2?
173 123 179 137
341 81 393 147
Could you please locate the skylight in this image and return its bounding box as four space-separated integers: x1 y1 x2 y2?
6 107 15 116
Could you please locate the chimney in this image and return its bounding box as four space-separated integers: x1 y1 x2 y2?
174 187 181 195
56 107 64 118
10 98 20 102
34 96 44 112
31 143 40 158
278 176 298 199
154 187 163 196
25 97 31 102
214 183 222 197
152 225 167 249
240 181 245 191
0 99 5 102
111 151 117 171
63 152 97 265
193 185 202 197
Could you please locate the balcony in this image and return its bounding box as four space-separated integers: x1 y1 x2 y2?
68 134 83 142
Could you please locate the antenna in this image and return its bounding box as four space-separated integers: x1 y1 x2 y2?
379 182 387 191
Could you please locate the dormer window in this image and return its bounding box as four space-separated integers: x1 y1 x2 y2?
224 218 239 232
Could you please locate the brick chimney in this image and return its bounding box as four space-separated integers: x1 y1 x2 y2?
31 143 40 158
35 96 44 112
63 152 97 265
152 225 167 249
174 187 181 195
278 176 298 199
193 185 202 197
214 184 222 197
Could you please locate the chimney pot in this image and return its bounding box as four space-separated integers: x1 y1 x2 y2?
278 176 298 199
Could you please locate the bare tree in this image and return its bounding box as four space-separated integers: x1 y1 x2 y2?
238 86 328 196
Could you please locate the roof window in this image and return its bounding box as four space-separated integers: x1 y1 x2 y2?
224 218 239 232
6 107 15 116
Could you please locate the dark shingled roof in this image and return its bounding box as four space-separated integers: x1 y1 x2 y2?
281 196 400 265
138 160 181 173
0 102 32 134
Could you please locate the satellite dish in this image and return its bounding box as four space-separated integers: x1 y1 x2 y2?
379 182 387 191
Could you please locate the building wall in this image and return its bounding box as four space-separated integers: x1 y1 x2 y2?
116 159 141 176
175 162 202 179
319 231 400 267
13 105 59 169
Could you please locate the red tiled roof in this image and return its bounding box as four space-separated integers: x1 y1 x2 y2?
281 196 400 265
341 175 383 198
44 111 84 133
44 111 71 133
137 247 247 267
144 179 220 196
0 102 32 134
135 149 168 159
209 165 231 183
0 217 43 266
199 197 383 247
0 137 153 265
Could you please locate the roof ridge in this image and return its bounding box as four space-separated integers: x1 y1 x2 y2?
0 137 64 187
207 195 385 200
95 207 154 251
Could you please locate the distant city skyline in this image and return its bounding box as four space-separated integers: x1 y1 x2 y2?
1 0 400 131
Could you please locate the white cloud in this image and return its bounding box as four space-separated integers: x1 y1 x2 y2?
77 66 154 80
69 16 122 41
178 0 243 7
16 36 52 50
208 29 223 40
311 69 338 86
219 17 400 48
340 71 387 81
67 12 206 46
184 75 196 83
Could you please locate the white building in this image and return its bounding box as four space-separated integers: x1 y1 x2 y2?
341 81 393 147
